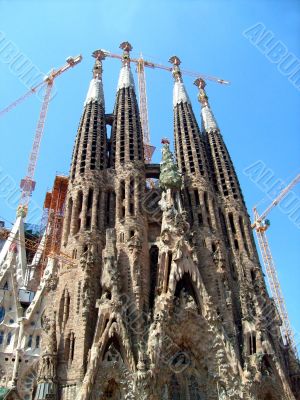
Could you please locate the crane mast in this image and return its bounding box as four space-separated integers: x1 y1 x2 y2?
19 81 53 212
252 173 300 355
14 55 83 216
136 57 155 163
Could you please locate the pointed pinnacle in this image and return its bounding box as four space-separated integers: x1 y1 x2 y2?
194 78 208 106
168 55 181 66
194 78 206 89
92 49 106 61
169 56 182 81
119 41 133 53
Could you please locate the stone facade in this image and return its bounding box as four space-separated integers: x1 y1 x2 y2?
33 43 300 400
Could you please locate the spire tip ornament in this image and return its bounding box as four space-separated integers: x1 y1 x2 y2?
119 41 133 65
169 55 182 82
119 41 133 53
91 50 105 79
84 51 105 105
194 78 218 131
194 78 208 106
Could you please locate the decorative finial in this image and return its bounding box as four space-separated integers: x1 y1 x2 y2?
92 49 106 79
161 137 170 145
116 42 135 90
169 55 182 81
194 78 218 131
119 41 132 65
92 49 106 60
194 78 208 106
169 55 181 66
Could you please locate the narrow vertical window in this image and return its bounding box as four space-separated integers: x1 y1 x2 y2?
219 209 229 246
65 197 73 239
149 245 159 309
165 251 173 293
28 335 33 348
70 332 75 362
106 191 111 226
228 212 236 234
86 188 93 230
76 191 83 233
129 177 135 215
7 332 12 345
239 216 249 255
249 333 256 355
194 189 200 206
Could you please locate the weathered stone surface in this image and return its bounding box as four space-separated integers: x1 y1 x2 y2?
4 47 298 400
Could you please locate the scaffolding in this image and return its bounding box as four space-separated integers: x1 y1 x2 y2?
41 175 69 270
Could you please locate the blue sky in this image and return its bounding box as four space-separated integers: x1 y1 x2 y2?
0 0 299 350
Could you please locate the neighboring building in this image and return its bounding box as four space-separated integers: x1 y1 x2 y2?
0 214 44 399
0 177 68 399
1 42 299 399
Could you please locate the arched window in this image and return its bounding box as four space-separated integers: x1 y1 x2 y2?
149 245 159 309
103 343 122 363
174 272 199 310
249 333 256 355
58 288 70 329
76 191 83 233
0 331 4 345
0 306 5 323
35 335 40 348
70 332 75 361
103 337 123 364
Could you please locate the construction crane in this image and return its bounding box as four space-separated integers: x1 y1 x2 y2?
136 56 155 163
0 55 82 216
252 173 300 355
96 44 230 164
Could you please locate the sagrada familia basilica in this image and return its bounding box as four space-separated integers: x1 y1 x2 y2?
0 42 299 399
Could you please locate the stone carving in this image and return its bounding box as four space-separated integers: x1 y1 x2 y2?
159 139 182 191
37 315 57 383
26 49 298 400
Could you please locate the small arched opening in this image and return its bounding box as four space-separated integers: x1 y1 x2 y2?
174 272 200 311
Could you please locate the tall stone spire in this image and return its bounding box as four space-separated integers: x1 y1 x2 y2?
170 56 217 233
110 42 144 167
70 51 107 181
194 78 244 204
62 51 109 245
84 52 105 106
170 56 210 180
194 78 218 132
52 54 111 390
32 46 299 400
